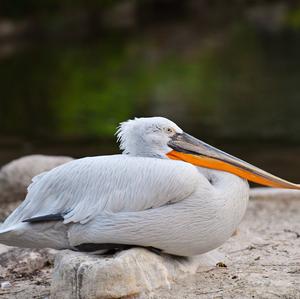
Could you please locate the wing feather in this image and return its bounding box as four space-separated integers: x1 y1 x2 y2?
3 155 200 227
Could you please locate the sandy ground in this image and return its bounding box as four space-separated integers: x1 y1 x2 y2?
0 197 299 299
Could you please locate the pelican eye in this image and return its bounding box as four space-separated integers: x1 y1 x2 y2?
165 127 175 134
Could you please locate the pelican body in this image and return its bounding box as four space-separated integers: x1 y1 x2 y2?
0 117 299 256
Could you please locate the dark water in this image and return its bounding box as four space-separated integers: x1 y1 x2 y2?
1 7 300 182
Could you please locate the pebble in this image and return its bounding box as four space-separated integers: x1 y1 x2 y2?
1 281 12 289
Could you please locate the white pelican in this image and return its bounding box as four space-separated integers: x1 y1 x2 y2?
0 117 299 256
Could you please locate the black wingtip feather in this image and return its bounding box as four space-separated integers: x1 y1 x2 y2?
22 213 64 223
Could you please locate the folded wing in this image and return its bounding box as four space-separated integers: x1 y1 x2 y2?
2 155 200 227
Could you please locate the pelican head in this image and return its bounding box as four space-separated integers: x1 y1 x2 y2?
117 117 183 157
118 117 300 190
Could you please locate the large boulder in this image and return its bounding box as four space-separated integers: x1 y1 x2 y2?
51 248 223 299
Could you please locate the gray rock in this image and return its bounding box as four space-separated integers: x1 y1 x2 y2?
51 248 223 299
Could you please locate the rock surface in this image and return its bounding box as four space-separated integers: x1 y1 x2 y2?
0 247 55 298
0 247 56 275
51 248 222 299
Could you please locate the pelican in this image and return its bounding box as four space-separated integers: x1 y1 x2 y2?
0 117 299 256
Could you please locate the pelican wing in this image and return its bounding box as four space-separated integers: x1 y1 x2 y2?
3 155 201 226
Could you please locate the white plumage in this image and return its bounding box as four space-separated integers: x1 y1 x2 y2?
4 156 202 225
0 116 265 256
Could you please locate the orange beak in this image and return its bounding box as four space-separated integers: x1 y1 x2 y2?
167 133 300 190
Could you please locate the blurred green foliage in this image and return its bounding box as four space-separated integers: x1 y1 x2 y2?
1 1 300 144
1 21 300 142
287 7 300 29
